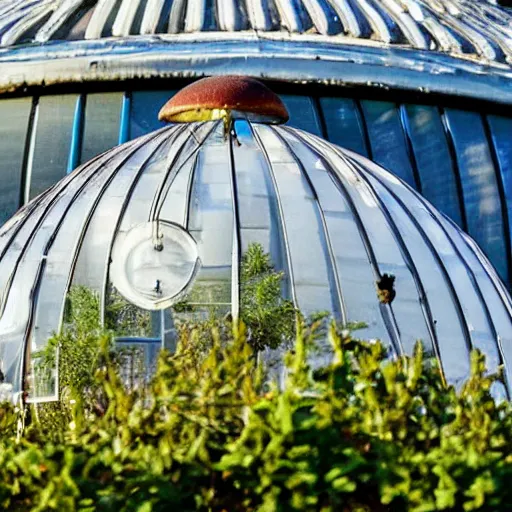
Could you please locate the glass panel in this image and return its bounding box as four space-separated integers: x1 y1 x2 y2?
130 90 176 140
485 114 512 284
443 109 508 283
297 130 433 355
0 97 31 225
402 104 463 227
157 155 196 226
28 146 142 401
360 100 417 188
27 349 59 403
319 97 368 156
233 120 288 280
280 95 322 136
278 128 392 346
30 94 78 199
354 151 501 378
0 150 120 311
254 125 336 325
186 123 233 312
81 92 122 163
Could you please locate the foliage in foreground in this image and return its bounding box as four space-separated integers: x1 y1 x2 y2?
1 319 512 511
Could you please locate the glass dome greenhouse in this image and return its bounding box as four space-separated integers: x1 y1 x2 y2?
1 0 512 299
0 77 511 404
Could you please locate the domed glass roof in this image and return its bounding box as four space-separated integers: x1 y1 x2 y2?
1 103 512 402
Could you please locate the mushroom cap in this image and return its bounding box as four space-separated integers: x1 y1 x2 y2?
158 76 289 124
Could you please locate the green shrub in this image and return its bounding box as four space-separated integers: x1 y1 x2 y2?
239 242 296 351
1 315 512 511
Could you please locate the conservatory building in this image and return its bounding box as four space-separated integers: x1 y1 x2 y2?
1 0 512 403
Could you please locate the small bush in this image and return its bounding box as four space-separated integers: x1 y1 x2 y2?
1 316 512 511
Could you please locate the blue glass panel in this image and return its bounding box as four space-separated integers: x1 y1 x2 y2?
0 98 31 225
319 97 368 156
81 92 122 163
30 94 78 198
486 114 512 283
443 109 508 283
130 90 176 140
402 105 463 226
359 100 417 188
280 95 322 136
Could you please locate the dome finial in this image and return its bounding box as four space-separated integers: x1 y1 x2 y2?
158 76 289 129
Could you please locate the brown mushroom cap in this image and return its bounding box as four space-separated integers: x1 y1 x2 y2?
158 76 289 124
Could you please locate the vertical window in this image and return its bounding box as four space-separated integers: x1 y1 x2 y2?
280 95 322 136
401 105 463 227
130 90 176 139
0 98 31 225
443 109 508 283
319 97 368 156
81 92 122 163
30 94 78 199
360 100 417 188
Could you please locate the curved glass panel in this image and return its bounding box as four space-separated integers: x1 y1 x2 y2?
232 120 288 283
72 128 180 292
254 125 336 319
362 171 470 384
185 123 233 316
32 132 168 360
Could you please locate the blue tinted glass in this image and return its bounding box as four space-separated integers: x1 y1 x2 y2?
485 114 512 281
319 97 368 156
130 90 176 139
444 109 508 283
280 95 322 136
402 104 463 226
360 100 417 188
0 98 31 225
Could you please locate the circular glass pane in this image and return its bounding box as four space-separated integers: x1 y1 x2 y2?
110 221 200 310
